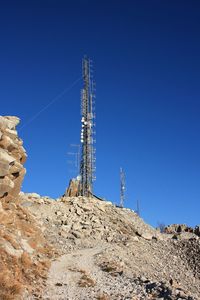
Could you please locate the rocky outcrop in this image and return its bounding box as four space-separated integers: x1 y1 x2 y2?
0 119 53 299
0 116 27 201
65 178 80 197
164 224 200 238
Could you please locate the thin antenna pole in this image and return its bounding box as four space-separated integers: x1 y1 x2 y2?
120 167 125 207
80 56 96 196
136 199 140 216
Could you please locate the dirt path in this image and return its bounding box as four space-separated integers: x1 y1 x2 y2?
42 246 105 300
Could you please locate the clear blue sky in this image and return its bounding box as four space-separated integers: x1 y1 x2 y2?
1 1 200 227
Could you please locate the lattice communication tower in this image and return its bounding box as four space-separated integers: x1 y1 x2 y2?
80 56 96 196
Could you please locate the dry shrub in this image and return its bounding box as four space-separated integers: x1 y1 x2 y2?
96 293 110 300
38 245 54 258
0 200 53 298
68 267 79 272
32 261 48 279
78 273 96 287
0 250 23 300
78 269 86 274
40 259 51 269
20 223 35 235
99 261 123 276
68 267 86 274
21 252 32 268
3 233 20 249
28 239 38 249
102 266 114 272
119 227 129 235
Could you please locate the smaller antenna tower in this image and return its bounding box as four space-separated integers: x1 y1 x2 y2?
120 167 125 207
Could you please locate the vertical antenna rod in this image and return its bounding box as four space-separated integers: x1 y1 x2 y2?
120 167 125 207
80 56 96 196
136 199 140 216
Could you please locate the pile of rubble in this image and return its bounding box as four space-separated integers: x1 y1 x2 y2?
22 193 200 300
20 194 162 253
173 238 200 281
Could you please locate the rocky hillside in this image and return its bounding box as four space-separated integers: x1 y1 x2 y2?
21 193 200 300
0 116 200 300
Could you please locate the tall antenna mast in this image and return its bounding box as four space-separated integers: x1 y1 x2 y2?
80 56 96 197
120 167 125 207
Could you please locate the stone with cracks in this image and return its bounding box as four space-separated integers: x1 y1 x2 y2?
65 178 80 197
0 116 27 201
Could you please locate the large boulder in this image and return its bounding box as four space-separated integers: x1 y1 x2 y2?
0 116 27 201
65 178 80 197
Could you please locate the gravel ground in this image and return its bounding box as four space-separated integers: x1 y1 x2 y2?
21 194 200 300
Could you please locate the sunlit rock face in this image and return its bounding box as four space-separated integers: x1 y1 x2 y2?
0 116 27 201
65 178 80 197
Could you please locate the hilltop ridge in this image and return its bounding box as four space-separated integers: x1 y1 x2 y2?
0 116 199 300
21 193 200 300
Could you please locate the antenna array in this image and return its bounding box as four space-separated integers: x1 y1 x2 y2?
67 144 80 176
80 56 96 196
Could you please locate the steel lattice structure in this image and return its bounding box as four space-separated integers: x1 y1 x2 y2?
80 56 96 196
